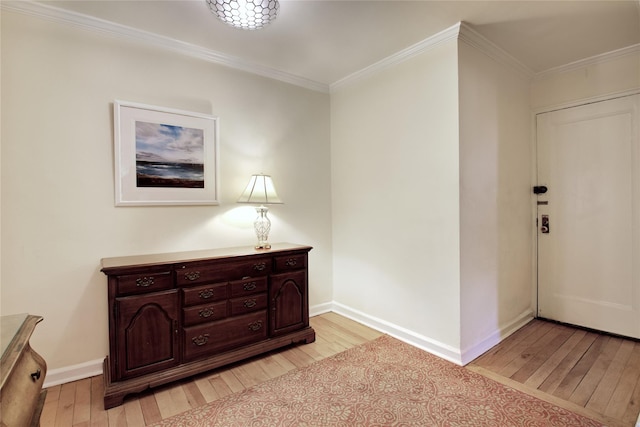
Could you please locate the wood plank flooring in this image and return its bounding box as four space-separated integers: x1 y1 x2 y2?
469 318 640 427
39 312 383 427
40 315 640 426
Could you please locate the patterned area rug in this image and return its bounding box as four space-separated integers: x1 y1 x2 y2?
152 335 603 426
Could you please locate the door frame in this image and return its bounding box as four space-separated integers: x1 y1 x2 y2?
531 88 640 319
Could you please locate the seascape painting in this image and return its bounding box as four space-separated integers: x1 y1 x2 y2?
135 121 205 188
114 101 218 206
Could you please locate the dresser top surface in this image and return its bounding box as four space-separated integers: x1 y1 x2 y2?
1 313 29 358
101 243 312 271
1 314 43 388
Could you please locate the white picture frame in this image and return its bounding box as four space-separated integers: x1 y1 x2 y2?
113 100 219 206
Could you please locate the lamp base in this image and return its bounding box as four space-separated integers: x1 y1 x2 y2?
253 206 272 250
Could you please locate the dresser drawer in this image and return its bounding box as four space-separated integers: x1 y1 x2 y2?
183 301 228 326
230 293 267 316
176 258 272 286
183 311 267 361
229 277 267 297
182 283 228 307
273 254 307 272
116 271 173 296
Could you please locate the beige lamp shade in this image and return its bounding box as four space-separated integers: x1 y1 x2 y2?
237 174 283 205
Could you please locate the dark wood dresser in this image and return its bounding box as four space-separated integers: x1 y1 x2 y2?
0 314 47 427
101 243 315 408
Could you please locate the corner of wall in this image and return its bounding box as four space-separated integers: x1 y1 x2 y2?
457 22 534 80
328 302 464 365
459 310 534 365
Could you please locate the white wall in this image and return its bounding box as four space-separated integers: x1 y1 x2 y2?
457 41 533 361
531 47 640 110
331 40 462 355
6 5 634 380
1 10 333 372
330 31 535 363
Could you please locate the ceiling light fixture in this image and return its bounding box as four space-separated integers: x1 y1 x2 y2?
206 0 279 30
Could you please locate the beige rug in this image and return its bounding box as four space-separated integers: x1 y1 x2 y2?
151 335 603 426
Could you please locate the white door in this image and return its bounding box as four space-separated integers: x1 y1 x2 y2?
536 94 640 338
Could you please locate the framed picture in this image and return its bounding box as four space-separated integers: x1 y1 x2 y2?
113 101 219 206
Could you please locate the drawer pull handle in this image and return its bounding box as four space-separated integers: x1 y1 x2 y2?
31 369 41 382
136 277 154 287
199 289 214 299
285 258 297 267
253 262 266 271
243 282 257 291
199 308 214 318
248 321 263 331
244 299 257 308
185 271 201 281
192 334 210 346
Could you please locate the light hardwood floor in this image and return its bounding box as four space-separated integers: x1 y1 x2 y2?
40 313 383 427
469 319 640 427
41 314 640 426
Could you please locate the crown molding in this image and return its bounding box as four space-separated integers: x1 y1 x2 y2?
457 22 534 79
330 22 462 92
1 0 330 93
9 1 632 93
330 21 535 92
533 44 640 80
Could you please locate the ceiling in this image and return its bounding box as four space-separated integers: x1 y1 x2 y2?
37 0 640 87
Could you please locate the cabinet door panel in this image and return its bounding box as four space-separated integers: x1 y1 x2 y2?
116 290 179 379
269 270 308 336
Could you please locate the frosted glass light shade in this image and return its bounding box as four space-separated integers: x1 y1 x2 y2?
237 174 283 205
206 0 279 30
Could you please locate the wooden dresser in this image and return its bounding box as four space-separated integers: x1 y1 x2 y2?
0 314 47 427
101 243 315 408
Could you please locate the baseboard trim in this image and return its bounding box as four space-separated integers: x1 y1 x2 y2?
43 303 336 388
43 303 532 387
315 302 534 366
43 358 104 389
327 302 464 365
459 309 535 365
309 302 333 317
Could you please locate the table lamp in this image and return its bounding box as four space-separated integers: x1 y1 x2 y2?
237 174 283 249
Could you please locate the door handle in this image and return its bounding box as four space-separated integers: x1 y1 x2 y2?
541 215 550 234
533 186 548 194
